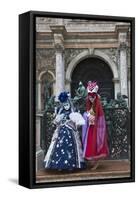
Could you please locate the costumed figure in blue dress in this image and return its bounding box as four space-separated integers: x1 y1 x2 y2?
44 92 86 170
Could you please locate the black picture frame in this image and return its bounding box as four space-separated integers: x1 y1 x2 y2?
19 10 135 189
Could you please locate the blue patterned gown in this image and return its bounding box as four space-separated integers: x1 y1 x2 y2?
44 108 85 170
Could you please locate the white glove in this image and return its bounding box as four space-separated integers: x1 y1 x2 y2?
54 114 64 124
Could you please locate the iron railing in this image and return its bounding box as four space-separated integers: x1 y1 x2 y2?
40 105 130 160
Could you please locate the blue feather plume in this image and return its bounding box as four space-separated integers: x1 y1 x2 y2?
58 92 69 103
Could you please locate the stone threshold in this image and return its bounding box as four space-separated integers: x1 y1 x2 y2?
36 159 130 183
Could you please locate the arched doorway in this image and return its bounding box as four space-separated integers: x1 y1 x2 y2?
71 57 114 101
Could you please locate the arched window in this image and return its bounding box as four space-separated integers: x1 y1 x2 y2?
40 72 54 110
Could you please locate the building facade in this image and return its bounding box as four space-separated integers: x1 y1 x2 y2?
35 17 131 171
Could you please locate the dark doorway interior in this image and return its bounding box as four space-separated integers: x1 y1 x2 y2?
71 57 114 101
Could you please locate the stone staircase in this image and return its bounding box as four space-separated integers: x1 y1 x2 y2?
36 160 130 183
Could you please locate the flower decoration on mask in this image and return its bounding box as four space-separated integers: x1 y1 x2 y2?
87 81 99 94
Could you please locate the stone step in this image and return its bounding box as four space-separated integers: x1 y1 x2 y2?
36 160 130 183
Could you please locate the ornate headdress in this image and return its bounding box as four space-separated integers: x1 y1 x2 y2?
57 92 74 113
58 92 70 103
87 81 99 94
86 81 99 111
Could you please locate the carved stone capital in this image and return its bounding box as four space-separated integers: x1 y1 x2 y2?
55 43 64 52
54 33 64 52
119 42 128 51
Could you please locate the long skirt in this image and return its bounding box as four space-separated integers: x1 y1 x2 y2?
44 124 85 170
82 112 109 160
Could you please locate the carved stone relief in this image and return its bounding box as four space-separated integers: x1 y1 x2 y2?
99 48 119 69
36 49 56 71
64 49 87 70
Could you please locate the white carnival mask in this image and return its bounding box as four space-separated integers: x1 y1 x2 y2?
63 102 70 110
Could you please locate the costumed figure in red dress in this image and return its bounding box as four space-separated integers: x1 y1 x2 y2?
82 81 109 169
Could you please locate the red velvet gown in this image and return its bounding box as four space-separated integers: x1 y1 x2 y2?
82 94 109 160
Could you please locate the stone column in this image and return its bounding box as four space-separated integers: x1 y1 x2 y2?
119 43 128 97
36 113 44 172
50 25 66 100
37 80 41 111
55 45 65 99
112 78 120 99
54 34 65 100
36 80 44 172
118 31 128 98
127 48 131 109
